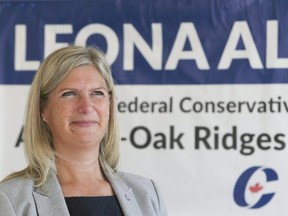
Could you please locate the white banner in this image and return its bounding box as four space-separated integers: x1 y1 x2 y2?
2 84 288 215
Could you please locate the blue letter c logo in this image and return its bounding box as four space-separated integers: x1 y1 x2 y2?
233 166 278 209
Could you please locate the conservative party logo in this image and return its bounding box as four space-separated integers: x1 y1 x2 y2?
233 166 278 209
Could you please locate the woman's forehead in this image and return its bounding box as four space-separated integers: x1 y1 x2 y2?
57 65 107 89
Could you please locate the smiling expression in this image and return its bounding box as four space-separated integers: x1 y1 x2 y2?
42 64 110 151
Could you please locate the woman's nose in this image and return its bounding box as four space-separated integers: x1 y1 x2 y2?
77 95 94 114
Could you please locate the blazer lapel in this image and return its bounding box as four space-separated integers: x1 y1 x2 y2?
32 169 142 216
105 170 143 216
32 171 70 216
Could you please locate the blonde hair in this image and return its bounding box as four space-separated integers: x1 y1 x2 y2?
3 45 120 186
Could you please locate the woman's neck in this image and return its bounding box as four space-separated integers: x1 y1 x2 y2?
56 150 105 181
56 155 114 197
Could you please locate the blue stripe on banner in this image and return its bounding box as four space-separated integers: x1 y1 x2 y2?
1 0 288 85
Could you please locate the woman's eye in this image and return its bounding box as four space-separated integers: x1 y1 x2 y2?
92 91 105 96
62 91 76 97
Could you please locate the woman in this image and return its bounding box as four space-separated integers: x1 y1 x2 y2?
0 45 167 216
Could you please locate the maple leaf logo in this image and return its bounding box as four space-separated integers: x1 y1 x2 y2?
249 182 263 193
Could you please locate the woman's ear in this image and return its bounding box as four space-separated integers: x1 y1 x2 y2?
41 108 47 122
41 113 46 122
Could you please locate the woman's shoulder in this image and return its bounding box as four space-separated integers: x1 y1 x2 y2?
115 170 159 196
0 174 34 196
114 171 168 215
0 174 42 215
116 171 154 186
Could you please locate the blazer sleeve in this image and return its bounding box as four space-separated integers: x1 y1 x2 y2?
0 189 16 216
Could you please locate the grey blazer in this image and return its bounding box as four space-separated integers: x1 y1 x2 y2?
0 170 167 216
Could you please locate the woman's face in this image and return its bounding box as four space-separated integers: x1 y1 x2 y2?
42 64 110 152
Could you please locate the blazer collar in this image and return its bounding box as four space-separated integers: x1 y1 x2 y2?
103 170 143 216
32 171 70 216
32 169 142 216
33 171 142 216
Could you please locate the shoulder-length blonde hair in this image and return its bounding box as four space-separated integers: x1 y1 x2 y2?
4 45 120 186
